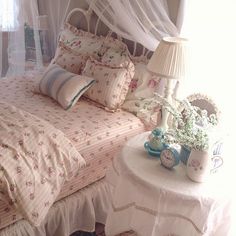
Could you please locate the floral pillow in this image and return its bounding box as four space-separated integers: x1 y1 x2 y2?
58 23 104 59
100 36 128 53
53 42 89 74
82 58 134 111
39 63 95 110
122 59 161 113
101 47 131 68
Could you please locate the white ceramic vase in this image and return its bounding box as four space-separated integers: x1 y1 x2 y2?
186 149 211 183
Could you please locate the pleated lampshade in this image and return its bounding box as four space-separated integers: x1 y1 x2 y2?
147 37 188 80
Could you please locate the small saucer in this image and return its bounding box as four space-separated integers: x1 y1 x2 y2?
144 142 161 157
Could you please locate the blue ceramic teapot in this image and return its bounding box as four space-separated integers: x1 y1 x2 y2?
144 128 168 157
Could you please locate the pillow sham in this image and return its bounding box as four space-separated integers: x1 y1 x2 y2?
53 42 89 74
58 23 103 59
102 36 128 52
82 58 133 111
39 63 95 110
101 47 131 68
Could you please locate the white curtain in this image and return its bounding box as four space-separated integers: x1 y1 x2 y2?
0 0 19 31
181 4 236 228
0 0 43 77
37 0 71 60
86 0 180 51
180 0 236 131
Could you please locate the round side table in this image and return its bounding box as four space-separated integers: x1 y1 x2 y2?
105 132 234 236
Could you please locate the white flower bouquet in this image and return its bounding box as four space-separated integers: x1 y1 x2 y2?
140 93 219 151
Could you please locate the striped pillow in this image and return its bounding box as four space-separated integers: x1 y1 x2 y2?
39 64 95 109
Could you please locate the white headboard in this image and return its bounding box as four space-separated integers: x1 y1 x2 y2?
65 4 153 59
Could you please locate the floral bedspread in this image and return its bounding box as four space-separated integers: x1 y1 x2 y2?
0 101 85 226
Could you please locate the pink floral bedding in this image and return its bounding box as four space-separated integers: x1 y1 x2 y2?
0 101 85 226
0 73 146 229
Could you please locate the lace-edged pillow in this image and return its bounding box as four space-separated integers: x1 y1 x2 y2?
58 23 104 59
82 58 134 111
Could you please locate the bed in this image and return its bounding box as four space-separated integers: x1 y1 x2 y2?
0 3 161 236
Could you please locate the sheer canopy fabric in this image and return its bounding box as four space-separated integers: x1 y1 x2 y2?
30 0 182 62
0 0 43 77
0 0 182 77
86 0 179 51
0 0 19 31
37 0 89 59
37 0 70 59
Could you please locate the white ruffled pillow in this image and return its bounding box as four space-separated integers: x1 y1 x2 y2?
122 59 161 113
39 64 95 109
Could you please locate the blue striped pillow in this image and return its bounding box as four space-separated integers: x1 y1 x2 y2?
39 64 95 109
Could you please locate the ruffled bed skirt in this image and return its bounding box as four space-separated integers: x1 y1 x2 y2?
0 179 111 236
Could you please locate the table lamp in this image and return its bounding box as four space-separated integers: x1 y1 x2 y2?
147 37 188 130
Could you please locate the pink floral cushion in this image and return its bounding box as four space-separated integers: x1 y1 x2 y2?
53 42 89 74
58 23 104 59
82 58 134 111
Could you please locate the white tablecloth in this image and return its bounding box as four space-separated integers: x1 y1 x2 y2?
105 132 235 236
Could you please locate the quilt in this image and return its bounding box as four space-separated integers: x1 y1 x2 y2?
0 101 85 226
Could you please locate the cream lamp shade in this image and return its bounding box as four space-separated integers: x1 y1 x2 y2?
147 37 188 130
147 37 188 80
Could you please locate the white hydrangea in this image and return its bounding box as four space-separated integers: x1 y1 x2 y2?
139 93 219 151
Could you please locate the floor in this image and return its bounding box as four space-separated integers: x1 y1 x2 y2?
71 223 136 236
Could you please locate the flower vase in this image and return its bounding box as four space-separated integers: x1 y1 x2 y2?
186 149 211 183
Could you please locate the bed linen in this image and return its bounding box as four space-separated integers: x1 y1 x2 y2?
0 73 146 230
0 179 112 236
0 101 85 226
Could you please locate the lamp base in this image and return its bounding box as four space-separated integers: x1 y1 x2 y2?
160 79 175 130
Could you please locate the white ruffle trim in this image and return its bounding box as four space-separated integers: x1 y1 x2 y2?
0 179 111 236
